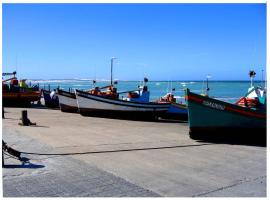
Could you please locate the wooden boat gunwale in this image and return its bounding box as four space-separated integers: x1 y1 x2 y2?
75 89 171 109
57 88 76 99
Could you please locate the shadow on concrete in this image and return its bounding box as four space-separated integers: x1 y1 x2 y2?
81 114 188 123
196 138 266 147
30 104 47 109
189 128 266 147
16 122 49 128
157 118 188 123
3 163 45 169
3 157 45 169
28 125 50 128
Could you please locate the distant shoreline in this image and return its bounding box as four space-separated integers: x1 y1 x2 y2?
26 79 263 82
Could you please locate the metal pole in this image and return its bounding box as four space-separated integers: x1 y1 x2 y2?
110 57 117 86
206 77 208 91
206 75 211 96
206 77 209 96
261 69 264 87
111 58 113 86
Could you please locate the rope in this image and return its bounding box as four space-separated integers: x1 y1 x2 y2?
19 143 212 156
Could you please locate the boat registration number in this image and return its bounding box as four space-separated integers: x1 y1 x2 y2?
202 100 225 110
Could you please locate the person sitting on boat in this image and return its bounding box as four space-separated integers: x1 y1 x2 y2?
50 89 56 99
19 79 28 88
160 93 176 103
105 85 118 99
110 87 119 99
90 87 101 95
9 78 19 92
127 91 140 98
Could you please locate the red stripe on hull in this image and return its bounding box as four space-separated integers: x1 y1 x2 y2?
225 106 265 119
185 95 203 104
187 93 266 119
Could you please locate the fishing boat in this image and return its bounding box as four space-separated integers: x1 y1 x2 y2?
186 70 266 142
2 71 41 107
57 58 119 113
158 90 188 121
75 78 170 120
56 88 78 113
42 89 59 108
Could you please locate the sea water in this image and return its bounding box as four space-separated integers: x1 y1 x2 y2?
28 79 265 104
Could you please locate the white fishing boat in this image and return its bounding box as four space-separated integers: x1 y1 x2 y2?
56 57 119 114
75 79 170 120
57 89 78 113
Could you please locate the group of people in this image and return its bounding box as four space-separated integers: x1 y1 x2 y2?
2 78 29 92
89 85 119 99
159 93 177 103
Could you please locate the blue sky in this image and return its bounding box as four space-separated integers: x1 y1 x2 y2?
2 3 266 80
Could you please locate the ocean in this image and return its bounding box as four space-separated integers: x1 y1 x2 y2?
28 79 265 104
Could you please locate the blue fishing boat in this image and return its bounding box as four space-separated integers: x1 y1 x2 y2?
158 91 188 121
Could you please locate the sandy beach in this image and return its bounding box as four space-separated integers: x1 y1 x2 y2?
2 106 266 197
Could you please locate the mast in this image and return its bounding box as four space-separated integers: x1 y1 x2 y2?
206 74 211 96
249 70 256 88
259 69 266 89
110 57 117 86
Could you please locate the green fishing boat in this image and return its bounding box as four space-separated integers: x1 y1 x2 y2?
185 71 266 142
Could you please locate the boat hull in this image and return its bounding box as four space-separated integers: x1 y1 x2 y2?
76 89 170 120
186 89 266 142
42 90 59 109
57 89 78 113
3 91 41 107
160 102 188 121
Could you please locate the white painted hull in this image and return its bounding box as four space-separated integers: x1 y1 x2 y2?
57 89 78 113
75 89 170 119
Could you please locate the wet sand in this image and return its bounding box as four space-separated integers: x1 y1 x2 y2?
2 107 266 197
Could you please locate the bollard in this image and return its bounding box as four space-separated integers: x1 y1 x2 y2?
21 110 29 125
19 110 36 126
